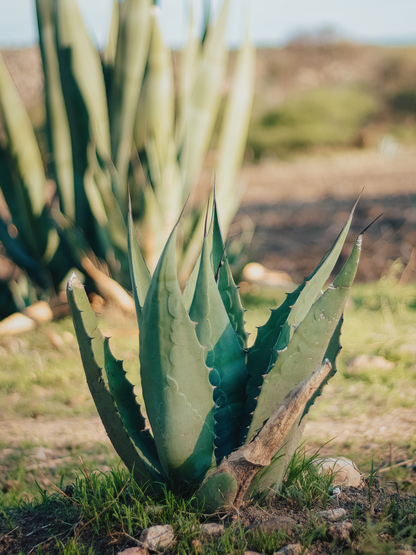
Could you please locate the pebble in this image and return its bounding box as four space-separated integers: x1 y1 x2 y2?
244 551 265 555
139 524 174 550
0 313 36 336
328 521 353 542
24 301 53 323
191 539 203 553
313 457 363 488
274 543 307 555
118 548 147 555
246 516 296 534
200 523 224 536
348 354 394 373
317 508 347 521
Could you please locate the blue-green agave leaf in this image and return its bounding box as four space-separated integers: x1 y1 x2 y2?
212 200 248 350
67 273 163 488
244 234 362 443
243 203 357 431
300 314 343 421
182 254 200 311
189 232 248 464
140 225 215 485
127 199 151 326
103 339 162 475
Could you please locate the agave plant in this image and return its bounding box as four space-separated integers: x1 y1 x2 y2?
67 199 362 513
0 0 255 319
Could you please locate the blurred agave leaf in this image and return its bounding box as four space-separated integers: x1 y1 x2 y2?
0 53 70 287
103 0 119 69
178 24 255 282
0 54 46 226
178 0 230 199
110 0 152 190
36 0 75 221
215 28 256 231
56 0 111 159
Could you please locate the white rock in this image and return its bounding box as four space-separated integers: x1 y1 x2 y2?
347 354 394 373
329 521 353 542
24 301 53 323
274 543 307 555
317 508 346 521
200 522 224 536
242 262 294 290
139 524 174 550
0 313 36 336
313 456 363 488
118 548 147 555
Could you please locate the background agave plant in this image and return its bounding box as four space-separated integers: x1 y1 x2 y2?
0 0 255 318
68 198 362 513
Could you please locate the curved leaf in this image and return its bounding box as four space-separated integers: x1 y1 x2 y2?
103 338 163 474
128 200 151 325
189 233 247 464
140 225 215 485
67 273 163 489
243 203 357 433
245 234 362 443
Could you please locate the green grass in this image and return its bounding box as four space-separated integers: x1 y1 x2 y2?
248 85 378 159
1 270 416 552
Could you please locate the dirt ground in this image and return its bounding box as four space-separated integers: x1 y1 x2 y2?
238 146 416 283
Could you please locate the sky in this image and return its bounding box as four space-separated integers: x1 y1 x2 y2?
0 0 416 49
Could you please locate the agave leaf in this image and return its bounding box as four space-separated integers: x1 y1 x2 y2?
244 203 357 426
215 26 256 234
0 54 45 219
0 218 50 290
110 0 152 188
301 314 343 420
178 0 230 199
212 201 248 350
103 338 163 474
87 145 129 280
36 0 75 221
245 234 362 443
103 0 119 69
175 1 200 145
182 254 201 311
189 232 247 464
140 225 215 485
254 317 343 494
139 184 167 272
57 0 111 158
67 273 163 488
127 200 151 325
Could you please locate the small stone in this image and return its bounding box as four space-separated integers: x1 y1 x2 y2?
139 525 174 550
328 521 353 542
118 548 147 555
317 508 347 521
313 457 363 488
200 523 224 536
47 330 65 350
246 516 296 534
24 301 53 323
0 313 36 336
2 480 20 493
397 546 416 555
191 539 203 553
274 543 307 555
348 354 394 373
244 551 265 555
